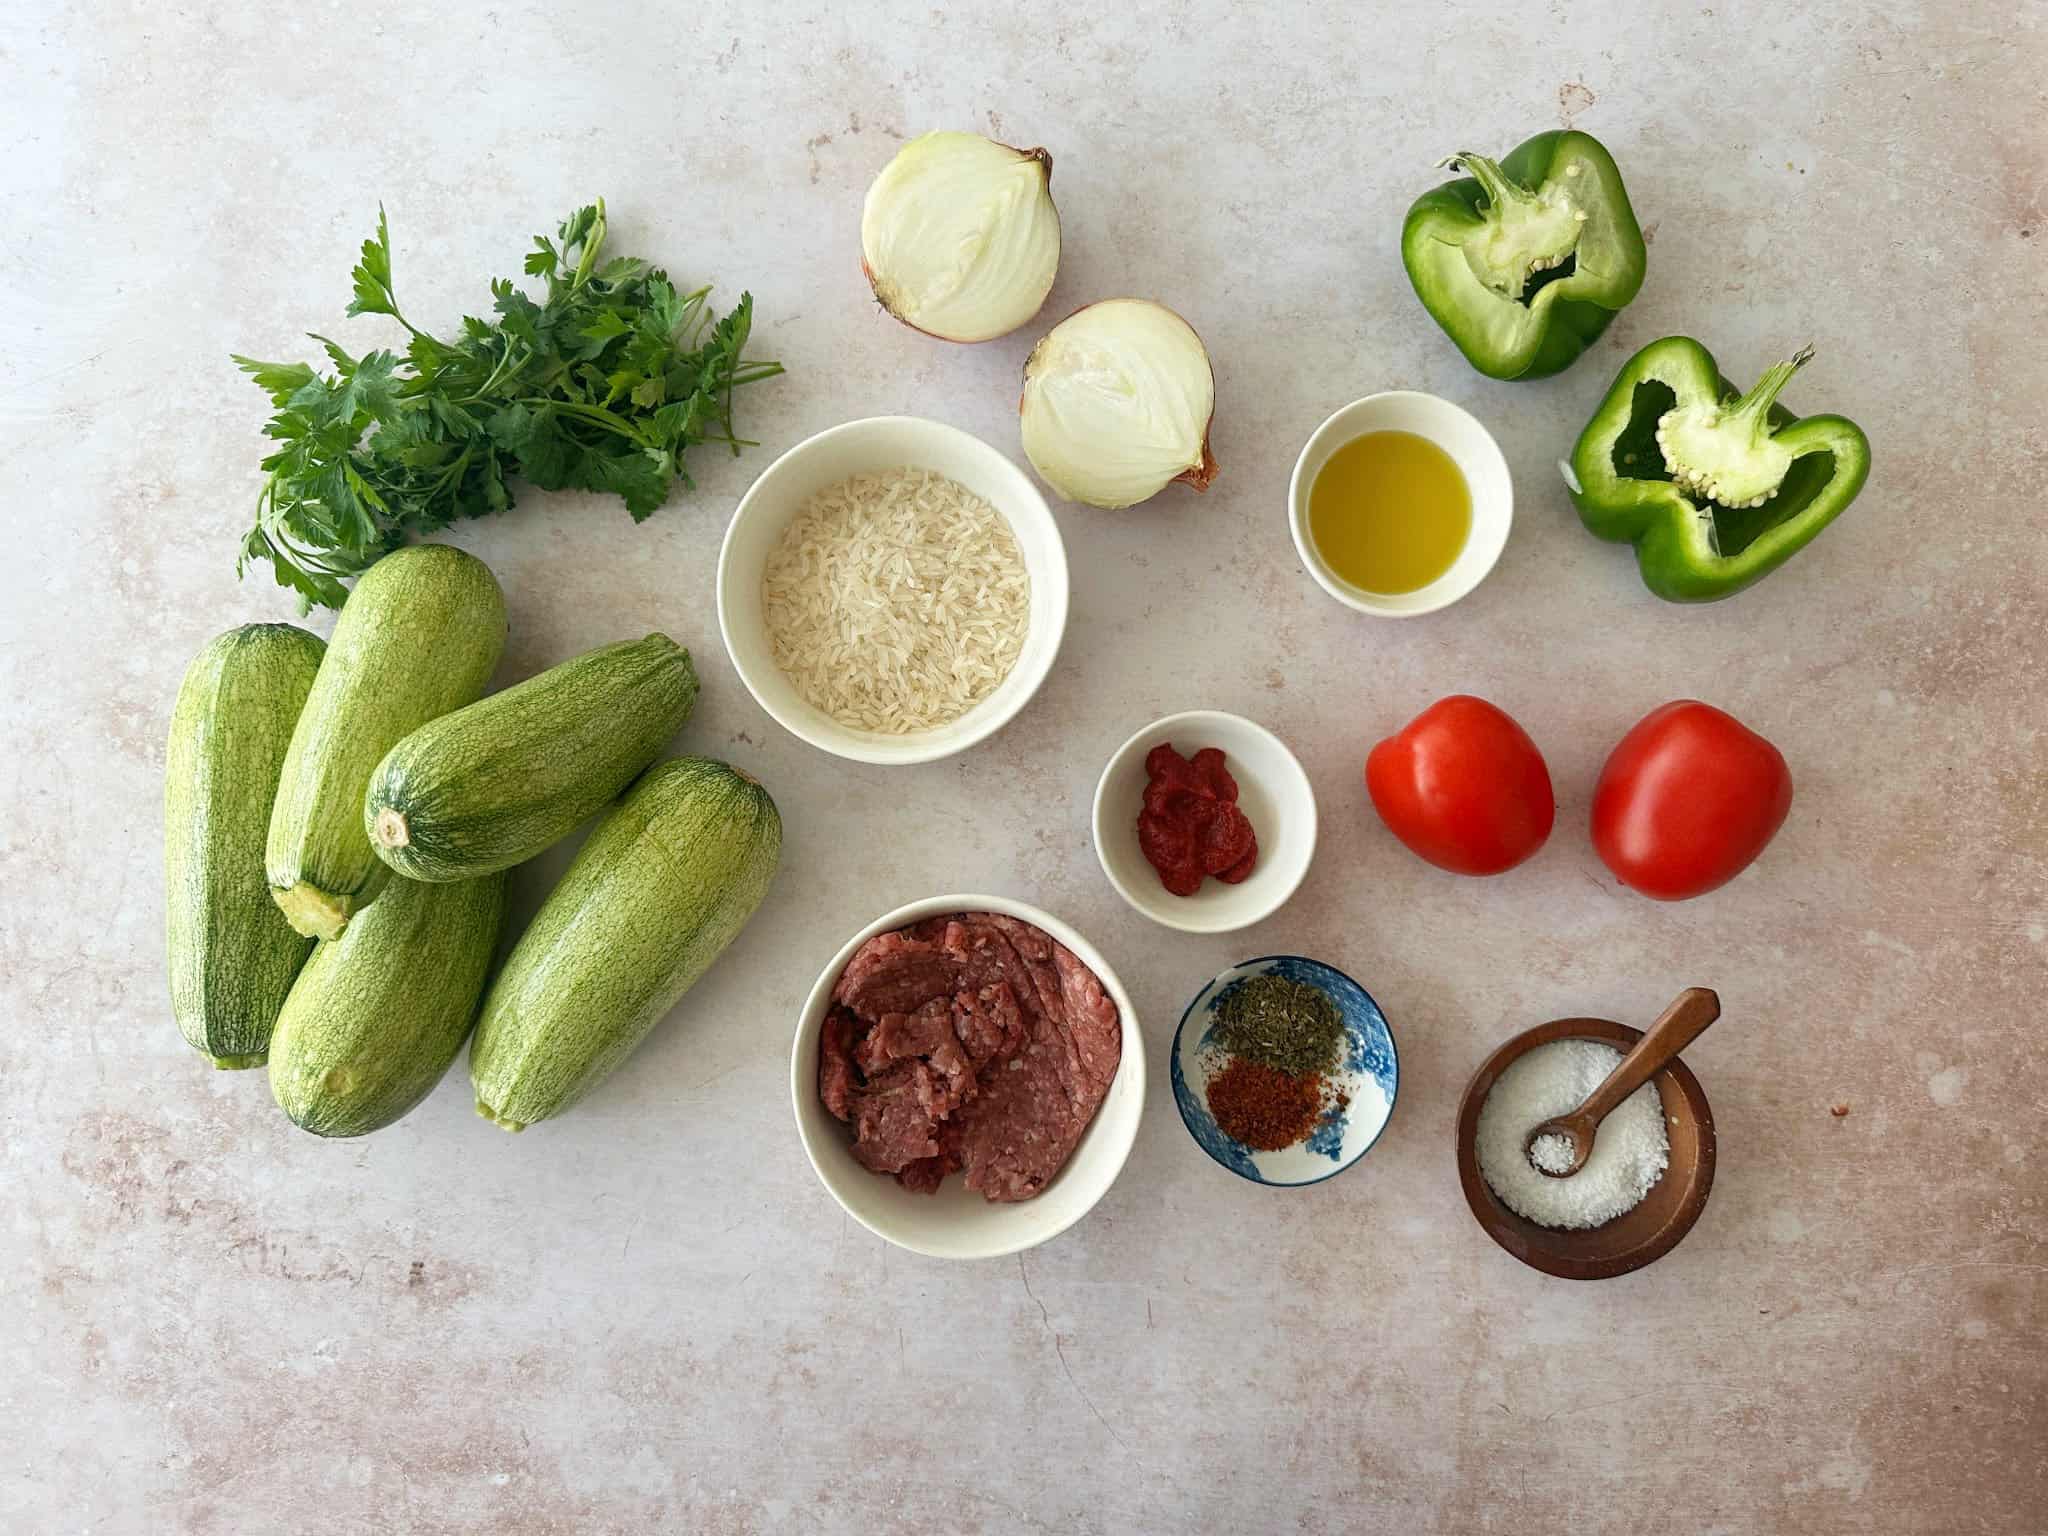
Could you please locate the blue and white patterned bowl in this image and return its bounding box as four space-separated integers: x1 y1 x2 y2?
1171 956 1398 1186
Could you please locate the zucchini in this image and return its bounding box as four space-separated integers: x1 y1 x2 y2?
266 544 506 941
365 634 699 882
165 624 327 1068
268 869 506 1136
470 757 781 1130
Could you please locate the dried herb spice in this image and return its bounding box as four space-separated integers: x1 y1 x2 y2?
1210 974 1344 1077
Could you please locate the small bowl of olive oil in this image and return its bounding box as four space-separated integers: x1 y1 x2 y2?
1288 391 1512 617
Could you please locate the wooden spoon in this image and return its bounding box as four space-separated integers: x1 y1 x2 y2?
1524 988 1721 1178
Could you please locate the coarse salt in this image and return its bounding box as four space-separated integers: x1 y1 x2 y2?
1528 1131 1578 1175
1475 1038 1670 1229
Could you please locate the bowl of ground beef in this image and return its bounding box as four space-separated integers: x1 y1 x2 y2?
792 895 1145 1259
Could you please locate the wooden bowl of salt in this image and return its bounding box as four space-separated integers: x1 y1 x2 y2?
1455 1016 1717 1280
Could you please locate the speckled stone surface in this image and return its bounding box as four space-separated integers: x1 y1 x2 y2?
5 2 2044 1531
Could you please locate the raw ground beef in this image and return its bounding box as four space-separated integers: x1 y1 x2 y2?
818 912 1123 1202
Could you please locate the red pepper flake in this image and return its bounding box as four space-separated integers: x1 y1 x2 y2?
1830 1102 1850 1117
1137 742 1258 895
1206 1058 1323 1150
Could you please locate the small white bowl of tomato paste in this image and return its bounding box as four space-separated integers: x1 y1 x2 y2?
1092 710 1318 934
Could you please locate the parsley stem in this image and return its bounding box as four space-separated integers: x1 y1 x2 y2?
570 198 608 291
429 447 472 503
516 397 646 446
374 296 430 343
464 344 529 405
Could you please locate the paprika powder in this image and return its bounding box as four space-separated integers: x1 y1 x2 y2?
1205 1057 1324 1150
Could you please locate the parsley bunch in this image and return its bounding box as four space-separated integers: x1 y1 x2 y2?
234 201 784 608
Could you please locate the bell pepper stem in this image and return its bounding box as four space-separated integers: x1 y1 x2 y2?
1440 152 1530 211
1727 344 1814 424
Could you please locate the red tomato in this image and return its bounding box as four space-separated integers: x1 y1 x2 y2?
1591 700 1792 900
1366 696 1555 875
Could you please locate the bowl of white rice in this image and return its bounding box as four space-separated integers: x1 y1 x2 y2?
717 416 1069 764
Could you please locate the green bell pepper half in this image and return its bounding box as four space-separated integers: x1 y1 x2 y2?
1401 130 1645 380
1564 336 1871 602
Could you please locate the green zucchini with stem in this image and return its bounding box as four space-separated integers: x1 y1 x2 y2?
266 544 506 941
470 757 782 1130
268 869 506 1136
165 623 327 1068
365 634 699 882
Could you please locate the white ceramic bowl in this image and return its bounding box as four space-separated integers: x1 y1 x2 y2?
717 416 1070 764
1092 710 1317 934
789 894 1145 1260
1288 390 1513 617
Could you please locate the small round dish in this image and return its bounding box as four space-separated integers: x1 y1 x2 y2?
1288 390 1513 617
1170 956 1398 1186
716 416 1071 765
1455 1017 1717 1280
1092 711 1317 934
789 893 1144 1260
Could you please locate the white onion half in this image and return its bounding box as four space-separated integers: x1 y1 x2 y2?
1019 299 1218 509
860 131 1061 344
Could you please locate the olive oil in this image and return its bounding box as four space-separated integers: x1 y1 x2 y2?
1308 431 1471 595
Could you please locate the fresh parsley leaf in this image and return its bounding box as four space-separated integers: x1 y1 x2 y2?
345 206 403 324
232 355 318 403
235 198 783 608
595 450 672 520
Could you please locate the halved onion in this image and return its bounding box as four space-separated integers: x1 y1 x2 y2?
860 131 1061 344
1019 299 1218 509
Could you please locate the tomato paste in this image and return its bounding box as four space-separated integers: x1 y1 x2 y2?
1137 743 1257 895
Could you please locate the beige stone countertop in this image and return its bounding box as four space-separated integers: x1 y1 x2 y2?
4 2 2043 1531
